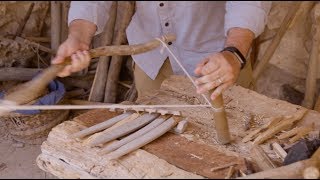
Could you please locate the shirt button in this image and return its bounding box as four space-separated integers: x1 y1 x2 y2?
165 22 169 27
159 3 164 7
168 42 172 45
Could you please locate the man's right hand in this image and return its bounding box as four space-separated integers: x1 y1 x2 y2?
51 19 97 77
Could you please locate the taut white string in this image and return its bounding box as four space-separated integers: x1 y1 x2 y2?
155 37 223 112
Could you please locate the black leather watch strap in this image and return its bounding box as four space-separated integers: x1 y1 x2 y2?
221 46 247 70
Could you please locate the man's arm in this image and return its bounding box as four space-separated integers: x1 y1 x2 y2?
194 1 271 100
51 1 112 77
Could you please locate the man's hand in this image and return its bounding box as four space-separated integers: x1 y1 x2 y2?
194 51 241 100
51 19 97 77
194 27 255 100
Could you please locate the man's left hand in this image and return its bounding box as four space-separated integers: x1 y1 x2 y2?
194 51 241 100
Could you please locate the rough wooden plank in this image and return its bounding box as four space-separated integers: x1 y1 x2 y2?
142 133 247 179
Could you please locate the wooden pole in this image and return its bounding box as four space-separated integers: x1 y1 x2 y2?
104 1 135 103
13 2 35 39
252 2 303 83
50 1 61 51
60 1 70 43
302 3 320 109
89 1 117 102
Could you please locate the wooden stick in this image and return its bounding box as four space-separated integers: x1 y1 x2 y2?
106 116 181 160
225 166 235 179
50 1 61 51
271 142 287 161
60 1 70 43
24 36 51 43
71 113 132 139
277 125 313 140
238 148 320 179
242 116 283 143
13 2 35 39
252 2 302 82
99 115 169 155
88 113 160 147
302 3 320 109
82 113 141 146
2 34 176 106
250 145 276 171
0 68 41 81
15 36 55 54
89 1 117 102
289 126 314 143
104 1 135 103
210 162 238 172
253 109 307 145
39 2 50 37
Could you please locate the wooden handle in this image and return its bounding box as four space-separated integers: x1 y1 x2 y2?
58 34 176 66
205 91 231 144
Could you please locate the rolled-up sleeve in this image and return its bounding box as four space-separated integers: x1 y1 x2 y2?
68 1 112 35
224 1 272 38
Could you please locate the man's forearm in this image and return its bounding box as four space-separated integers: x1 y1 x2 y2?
224 27 255 57
68 19 97 45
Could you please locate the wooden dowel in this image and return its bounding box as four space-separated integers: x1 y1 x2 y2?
106 116 181 160
252 2 302 82
71 113 132 139
99 115 168 155
88 113 160 147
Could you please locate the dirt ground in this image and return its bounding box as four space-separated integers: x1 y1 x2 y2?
0 120 56 179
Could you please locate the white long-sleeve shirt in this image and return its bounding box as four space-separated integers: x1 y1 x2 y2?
69 1 272 79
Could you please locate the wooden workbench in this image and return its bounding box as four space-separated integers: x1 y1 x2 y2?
36 75 320 178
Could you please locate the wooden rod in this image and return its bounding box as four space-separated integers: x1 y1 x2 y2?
252 2 302 83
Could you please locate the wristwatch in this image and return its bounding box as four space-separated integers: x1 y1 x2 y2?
221 46 247 70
